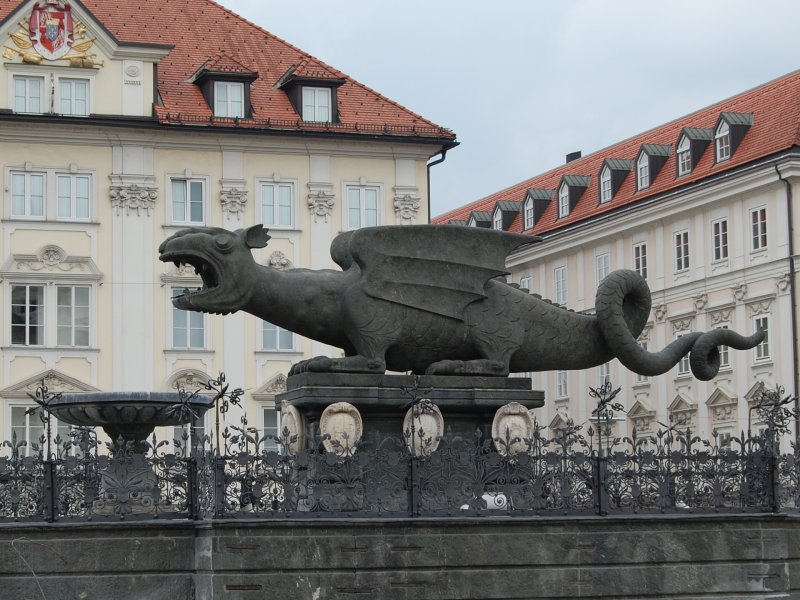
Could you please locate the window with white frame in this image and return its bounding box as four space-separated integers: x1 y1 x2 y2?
754 316 770 361
600 166 612 203
523 198 534 230
302 87 332 122
674 230 690 272
558 183 569 218
263 406 281 453
677 334 691 376
59 78 89 116
172 293 204 349
13 75 43 113
11 284 44 345
346 185 379 229
556 370 568 398
519 276 532 291
715 121 731 162
10 405 45 455
596 253 610 285
492 209 503 230
712 218 728 261
751 207 767 251
633 242 647 278
636 342 648 382
637 153 649 190
554 265 567 306
9 169 93 221
716 325 730 368
10 171 44 218
10 283 92 347
57 174 90 221
598 362 611 387
56 286 89 347
260 181 294 228
171 178 204 224
262 321 294 351
677 135 691 175
213 81 244 118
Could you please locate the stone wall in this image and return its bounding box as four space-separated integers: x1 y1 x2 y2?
0 515 798 599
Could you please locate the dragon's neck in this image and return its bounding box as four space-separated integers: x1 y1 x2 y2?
242 264 351 347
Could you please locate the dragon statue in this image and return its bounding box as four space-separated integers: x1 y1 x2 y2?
158 224 763 380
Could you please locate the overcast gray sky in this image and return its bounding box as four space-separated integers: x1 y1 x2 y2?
220 0 800 218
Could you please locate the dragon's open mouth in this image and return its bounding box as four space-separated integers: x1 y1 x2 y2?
162 252 221 301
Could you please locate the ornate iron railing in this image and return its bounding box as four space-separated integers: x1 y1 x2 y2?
1 380 799 522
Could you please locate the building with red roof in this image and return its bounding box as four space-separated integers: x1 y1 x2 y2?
0 0 456 448
435 70 800 441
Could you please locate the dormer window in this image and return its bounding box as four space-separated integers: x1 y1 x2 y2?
714 113 753 164
523 197 534 229
600 166 612 203
558 183 570 218
635 145 671 192
302 87 332 122
492 208 503 230
715 121 730 162
214 81 244 118
637 153 650 189
467 211 492 228
677 135 691 175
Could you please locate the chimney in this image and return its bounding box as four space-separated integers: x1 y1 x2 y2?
566 151 581 163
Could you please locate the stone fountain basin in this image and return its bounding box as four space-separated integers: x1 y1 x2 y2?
46 392 215 442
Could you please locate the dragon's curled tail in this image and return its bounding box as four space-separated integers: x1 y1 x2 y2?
595 270 765 381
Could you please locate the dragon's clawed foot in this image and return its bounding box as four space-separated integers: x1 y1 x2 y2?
289 355 386 375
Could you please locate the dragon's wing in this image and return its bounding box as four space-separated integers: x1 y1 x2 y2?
341 225 539 320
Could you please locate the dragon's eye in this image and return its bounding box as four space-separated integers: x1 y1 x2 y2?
215 236 233 252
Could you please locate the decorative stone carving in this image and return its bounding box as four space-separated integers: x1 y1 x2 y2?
637 324 651 343
693 293 707 312
403 401 443 456
491 402 534 455
268 251 292 270
732 283 747 303
748 299 772 317
628 400 656 433
110 184 158 216
263 373 287 394
707 388 737 424
668 395 696 427
671 317 693 334
653 304 667 323
170 370 210 393
709 309 732 326
5 246 100 277
394 194 421 225
279 403 306 454
320 402 362 456
307 189 335 223
220 186 248 220
777 272 791 293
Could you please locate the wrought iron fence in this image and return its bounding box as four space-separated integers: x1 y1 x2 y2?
1 380 799 522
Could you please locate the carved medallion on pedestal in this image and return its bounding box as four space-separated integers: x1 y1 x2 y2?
279 403 306 454
492 402 534 455
320 402 362 456
402 401 443 456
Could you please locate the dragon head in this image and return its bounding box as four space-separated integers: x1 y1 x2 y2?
158 225 270 315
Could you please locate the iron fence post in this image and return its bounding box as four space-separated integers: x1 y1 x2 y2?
43 460 56 522
594 452 608 516
409 454 420 517
769 426 779 512
187 457 200 520
214 456 226 518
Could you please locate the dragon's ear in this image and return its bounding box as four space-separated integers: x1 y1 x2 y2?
242 225 270 248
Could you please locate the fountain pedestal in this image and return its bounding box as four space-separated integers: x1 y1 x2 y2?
277 373 544 451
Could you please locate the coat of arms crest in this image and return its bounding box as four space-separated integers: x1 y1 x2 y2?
29 2 74 61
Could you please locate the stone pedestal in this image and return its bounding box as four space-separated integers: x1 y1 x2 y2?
276 373 544 451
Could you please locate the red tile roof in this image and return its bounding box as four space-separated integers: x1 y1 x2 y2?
434 70 800 232
0 0 455 141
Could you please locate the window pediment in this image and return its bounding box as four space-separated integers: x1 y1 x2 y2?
492 201 521 230
1 245 101 281
1 369 98 398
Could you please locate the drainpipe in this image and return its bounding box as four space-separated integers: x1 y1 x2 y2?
426 149 449 223
775 163 800 440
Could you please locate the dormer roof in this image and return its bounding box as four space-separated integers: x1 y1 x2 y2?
434 70 800 232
